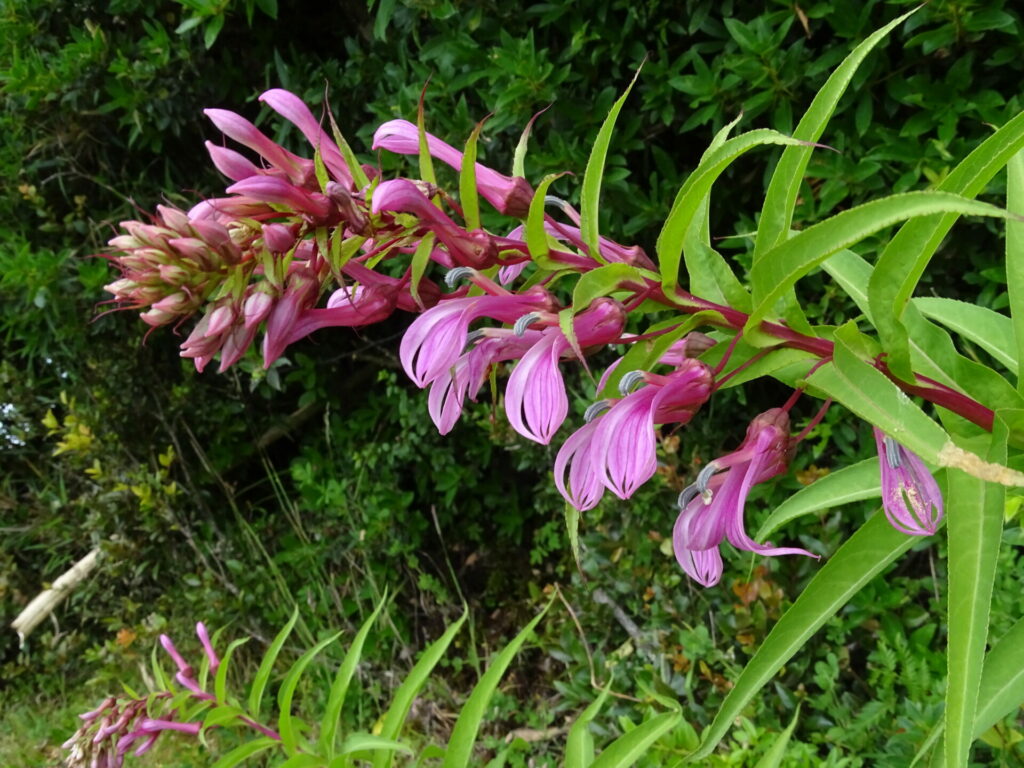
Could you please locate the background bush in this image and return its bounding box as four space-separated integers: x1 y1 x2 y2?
3 0 1024 764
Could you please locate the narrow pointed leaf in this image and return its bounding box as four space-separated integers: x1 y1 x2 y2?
409 232 436 309
657 130 811 303
441 598 554 768
320 597 388 757
215 637 251 703
687 511 918 761
913 298 1017 375
339 733 413 756
248 608 299 718
570 263 657 313
278 632 342 753
372 607 469 768
416 86 436 186
565 683 613 768
747 193 1015 336
1008 149 1024 391
755 458 880 541
525 173 570 271
327 109 370 190
459 122 484 231
753 705 801 768
944 433 1006 767
565 501 582 574
754 10 914 256
209 737 278 768
580 67 642 266
869 111 1024 380
590 711 681 768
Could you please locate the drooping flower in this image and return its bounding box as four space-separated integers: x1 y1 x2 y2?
554 358 713 508
873 427 944 535
372 118 533 216
672 409 817 587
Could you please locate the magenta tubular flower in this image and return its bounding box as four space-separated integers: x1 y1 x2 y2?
204 108 313 185
262 267 320 367
259 88 353 188
195 622 219 673
672 409 817 587
283 285 397 345
554 418 605 511
873 427 944 535
373 119 534 216
399 289 555 387
205 141 261 182
226 176 332 219
504 298 626 444
371 179 499 267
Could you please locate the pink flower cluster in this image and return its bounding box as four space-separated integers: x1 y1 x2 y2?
105 89 945 590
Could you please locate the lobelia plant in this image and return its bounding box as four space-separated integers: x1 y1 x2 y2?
91 8 1024 766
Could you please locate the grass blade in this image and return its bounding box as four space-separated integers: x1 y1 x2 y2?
564 683 613 768
753 705 801 768
590 711 681 768
278 632 342 754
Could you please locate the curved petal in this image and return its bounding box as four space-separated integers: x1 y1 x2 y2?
554 420 604 511
675 546 723 588
591 387 659 499
505 333 569 444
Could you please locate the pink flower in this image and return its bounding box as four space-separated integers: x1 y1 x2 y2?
672 409 818 587
204 107 313 185
259 88 354 188
373 119 533 216
873 427 944 535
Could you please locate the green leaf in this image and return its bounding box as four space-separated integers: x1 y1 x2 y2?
807 323 950 465
313 149 330 192
277 754 325 768
512 107 546 181
441 598 554 768
913 298 1017 375
203 14 225 49
459 122 484 231
326 109 370 190
248 608 299 718
209 737 278 768
755 459 881 541
1008 149 1024 391
869 111 1024 380
409 232 436 309
278 632 342 754
525 173 571 271
215 637 250 703
657 130 811 303
754 10 915 256
571 263 657 313
320 596 388 758
580 67 642 266
339 733 413 756
202 704 247 730
565 501 581 574
598 314 711 399
416 88 436 186
372 607 468 768
753 705 801 768
590 711 681 768
944 432 1006 768
564 683 613 768
687 511 918 761
923 613 1024 766
747 193 1015 338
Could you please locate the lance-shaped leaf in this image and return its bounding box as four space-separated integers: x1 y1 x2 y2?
580 67 642 267
755 458 881 541
278 632 342 754
944 430 1007 768
570 263 658 313
747 193 1015 339
753 705 802 768
590 711 682 768
248 608 299 718
913 298 1017 376
868 111 1024 380
685 511 918 761
657 130 811 303
459 121 485 231
564 683 613 768
526 173 571 271
442 598 553 768
1009 149 1024 391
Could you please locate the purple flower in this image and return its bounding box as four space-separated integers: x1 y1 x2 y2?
259 88 354 188
555 359 713 508
873 427 944 535
372 119 534 216
399 288 555 388
672 409 817 587
204 107 313 185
